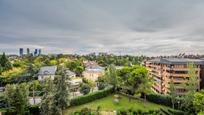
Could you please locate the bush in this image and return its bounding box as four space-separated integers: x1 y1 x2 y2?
0 94 7 108
168 109 185 115
70 86 113 106
117 109 160 115
97 77 106 90
146 94 185 110
80 83 91 95
29 105 40 115
146 94 172 107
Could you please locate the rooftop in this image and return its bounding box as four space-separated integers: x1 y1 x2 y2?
66 69 76 77
148 58 204 65
86 65 105 72
38 66 57 75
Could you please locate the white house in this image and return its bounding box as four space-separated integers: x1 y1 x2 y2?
38 66 57 81
66 69 76 78
65 69 81 88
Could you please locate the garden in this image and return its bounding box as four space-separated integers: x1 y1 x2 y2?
65 94 169 114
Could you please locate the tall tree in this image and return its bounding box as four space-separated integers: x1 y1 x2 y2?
169 79 177 109
40 78 56 115
129 66 150 101
136 69 151 106
182 62 198 112
5 83 29 115
0 52 12 71
29 80 40 105
54 69 70 115
105 65 118 91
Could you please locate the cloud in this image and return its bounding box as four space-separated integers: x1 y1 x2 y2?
0 0 204 56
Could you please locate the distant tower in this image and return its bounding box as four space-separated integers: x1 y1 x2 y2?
38 49 42 56
27 48 30 55
34 49 38 56
19 48 23 56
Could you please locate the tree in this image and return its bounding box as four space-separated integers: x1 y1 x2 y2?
5 83 29 115
193 90 204 113
80 83 91 95
104 65 117 91
117 66 150 102
33 56 45 67
97 77 106 90
4 84 16 112
129 66 150 102
182 62 198 112
169 79 177 109
29 80 41 105
0 52 12 71
41 67 70 115
54 69 70 115
40 78 56 115
0 65 3 74
136 69 151 106
66 60 84 76
75 66 84 76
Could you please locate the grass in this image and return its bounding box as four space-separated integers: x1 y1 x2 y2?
198 112 204 115
64 94 169 114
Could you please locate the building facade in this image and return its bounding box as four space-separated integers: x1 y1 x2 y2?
145 58 204 95
19 48 23 56
83 66 105 82
38 66 57 81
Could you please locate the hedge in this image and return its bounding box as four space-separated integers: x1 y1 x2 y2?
117 109 160 115
146 94 184 110
70 86 114 106
146 94 172 107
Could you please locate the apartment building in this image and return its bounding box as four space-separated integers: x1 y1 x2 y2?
145 58 204 95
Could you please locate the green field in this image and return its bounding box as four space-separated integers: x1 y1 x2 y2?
64 94 169 114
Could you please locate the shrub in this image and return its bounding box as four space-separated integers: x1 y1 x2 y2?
80 83 91 95
117 109 160 115
146 93 184 110
70 86 113 106
29 105 40 115
0 94 7 108
168 109 185 115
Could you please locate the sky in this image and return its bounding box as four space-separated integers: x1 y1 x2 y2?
0 0 204 56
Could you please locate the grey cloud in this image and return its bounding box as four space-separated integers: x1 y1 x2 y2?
0 0 204 56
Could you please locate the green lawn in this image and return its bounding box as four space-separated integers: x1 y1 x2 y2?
64 94 169 114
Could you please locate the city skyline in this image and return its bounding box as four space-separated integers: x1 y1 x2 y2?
0 0 204 56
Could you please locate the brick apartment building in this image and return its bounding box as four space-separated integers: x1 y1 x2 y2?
144 58 204 95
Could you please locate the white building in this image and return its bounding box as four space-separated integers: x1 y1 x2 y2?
66 69 76 78
66 69 82 89
38 66 57 81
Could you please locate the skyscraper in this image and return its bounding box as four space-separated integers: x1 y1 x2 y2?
19 48 23 56
34 49 38 56
38 49 42 56
27 48 30 55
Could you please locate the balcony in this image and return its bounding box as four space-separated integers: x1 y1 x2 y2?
176 91 187 95
152 85 161 92
164 67 200 71
166 73 189 77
